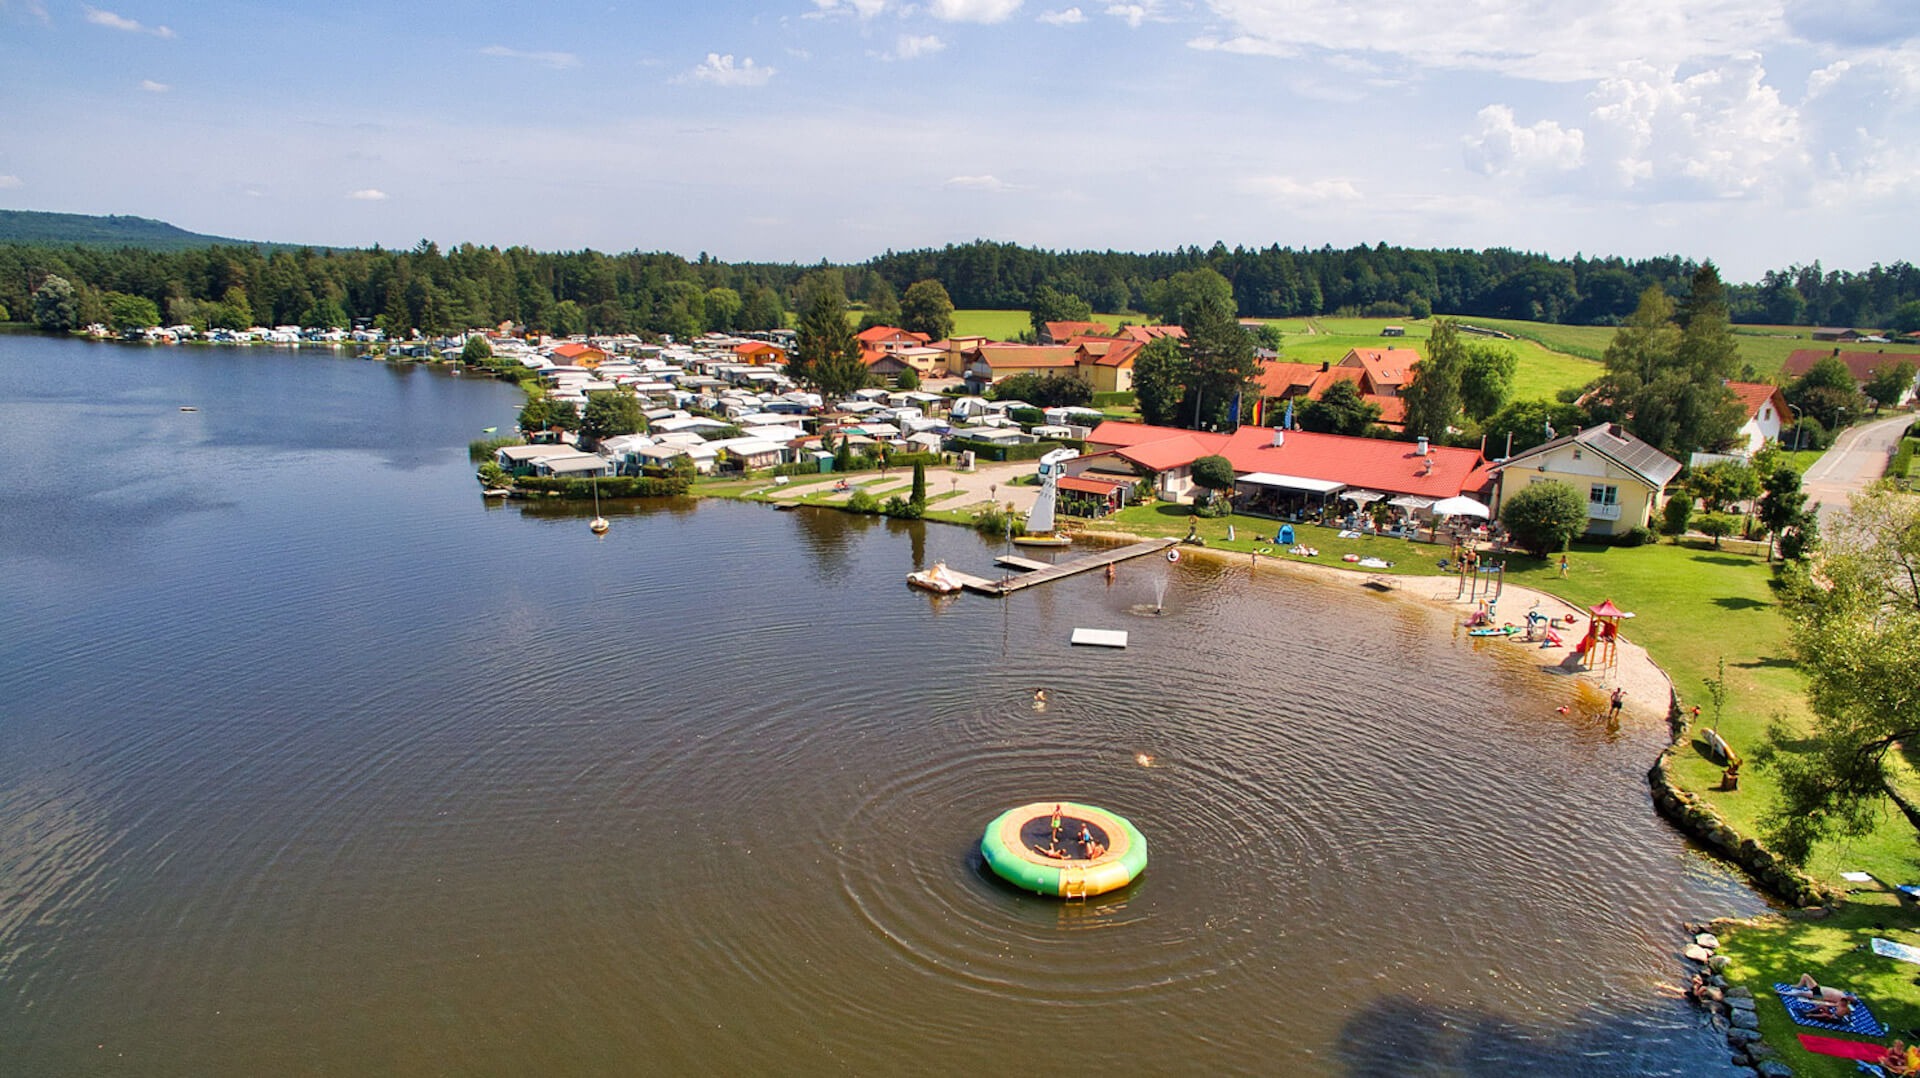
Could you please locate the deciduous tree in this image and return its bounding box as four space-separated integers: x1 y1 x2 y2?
1131 337 1187 427
32 274 78 332
1864 360 1916 412
1179 292 1259 430
1458 344 1517 421
1760 484 1920 863
1400 318 1464 441
1029 283 1094 339
580 390 644 445
900 279 955 341
1296 381 1382 436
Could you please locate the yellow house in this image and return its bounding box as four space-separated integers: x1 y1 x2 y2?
1489 423 1682 537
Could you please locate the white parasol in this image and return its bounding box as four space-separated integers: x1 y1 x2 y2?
1431 495 1491 518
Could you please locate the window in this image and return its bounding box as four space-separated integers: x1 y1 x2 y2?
1590 484 1618 505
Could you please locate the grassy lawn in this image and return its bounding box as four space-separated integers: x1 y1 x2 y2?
1714 900 1920 1078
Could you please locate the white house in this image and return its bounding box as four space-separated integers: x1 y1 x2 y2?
1726 381 1792 456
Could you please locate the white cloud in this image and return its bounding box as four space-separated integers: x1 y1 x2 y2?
1037 7 1085 24
0 174 23 189
480 45 580 70
1463 105 1585 177
5 1 52 23
809 0 889 16
1106 3 1148 28
1235 175 1363 202
689 53 774 87
1192 0 1778 82
83 6 173 38
348 188 389 201
945 174 1014 191
930 0 1023 22
1585 56 1803 198
139 78 169 92
890 34 946 60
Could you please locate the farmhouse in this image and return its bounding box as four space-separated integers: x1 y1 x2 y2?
1725 381 1791 456
1782 348 1920 405
1488 423 1681 538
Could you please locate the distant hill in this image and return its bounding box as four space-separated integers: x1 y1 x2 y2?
0 210 281 251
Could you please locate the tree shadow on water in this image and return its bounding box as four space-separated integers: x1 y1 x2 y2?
1331 993 1744 1077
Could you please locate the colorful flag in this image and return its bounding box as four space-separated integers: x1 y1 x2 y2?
1283 398 1295 431
1229 390 1243 429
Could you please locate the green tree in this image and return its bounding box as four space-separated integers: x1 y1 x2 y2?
1760 485 1920 863
1864 360 1916 412
794 288 869 400
1131 336 1188 427
104 291 162 331
1890 299 1920 335
895 366 920 390
910 460 927 507
1191 454 1237 496
1179 292 1258 430
1787 356 1864 428
1249 322 1283 352
899 279 955 341
1500 479 1587 555
461 335 494 363
1457 343 1517 421
518 395 579 434
1688 459 1760 513
580 390 644 445
1592 279 1742 457
32 274 78 332
1756 464 1809 562
738 285 786 332
1029 283 1094 338
1147 267 1233 326
1296 381 1382 436
704 287 743 332
993 371 1091 408
1483 399 1587 456
1400 318 1464 441
856 277 900 331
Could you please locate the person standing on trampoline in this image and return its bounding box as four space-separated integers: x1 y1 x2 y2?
1050 804 1063 842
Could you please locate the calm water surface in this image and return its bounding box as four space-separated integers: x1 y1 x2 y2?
0 333 1765 1075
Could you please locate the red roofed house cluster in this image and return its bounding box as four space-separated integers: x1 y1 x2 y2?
1782 347 1920 407
1069 420 1492 520
1255 347 1421 431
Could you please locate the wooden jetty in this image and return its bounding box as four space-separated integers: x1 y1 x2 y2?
959 538 1178 596
994 554 1052 572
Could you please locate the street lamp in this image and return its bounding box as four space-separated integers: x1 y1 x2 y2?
1787 403 1802 452
1833 405 1847 436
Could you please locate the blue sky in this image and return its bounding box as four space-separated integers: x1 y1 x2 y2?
2 0 1917 281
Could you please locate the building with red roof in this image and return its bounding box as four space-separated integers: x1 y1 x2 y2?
1783 348 1920 404
1041 320 1113 344
549 341 607 368
1254 355 1412 432
1724 381 1790 455
1075 420 1490 507
732 340 787 366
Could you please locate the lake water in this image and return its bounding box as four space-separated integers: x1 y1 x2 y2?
0 333 1765 1075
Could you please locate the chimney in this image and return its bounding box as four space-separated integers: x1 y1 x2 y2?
1320 361 1330 372
1272 428 1285 448
1416 435 1429 456
1423 457 1435 475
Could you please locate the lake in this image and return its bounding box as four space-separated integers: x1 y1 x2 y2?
0 332 1764 1075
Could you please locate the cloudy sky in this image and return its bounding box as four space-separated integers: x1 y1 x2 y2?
2 0 1916 280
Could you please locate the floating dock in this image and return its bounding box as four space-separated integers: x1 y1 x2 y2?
1070 628 1129 648
994 554 1052 572
957 538 1179 596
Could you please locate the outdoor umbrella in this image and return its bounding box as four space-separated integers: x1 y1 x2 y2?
1431 495 1491 518
1339 490 1385 505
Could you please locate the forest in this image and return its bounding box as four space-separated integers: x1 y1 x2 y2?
4 233 1918 339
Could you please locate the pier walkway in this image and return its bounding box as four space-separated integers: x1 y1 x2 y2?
945 538 1179 596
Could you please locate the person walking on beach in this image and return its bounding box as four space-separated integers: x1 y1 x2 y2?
1608 686 1625 719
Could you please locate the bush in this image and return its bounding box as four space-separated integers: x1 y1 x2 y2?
1661 493 1694 537
1009 407 1047 426
846 490 881 514
1695 513 1739 548
1091 391 1134 409
947 438 1078 462
882 494 923 519
1605 525 1657 547
514 475 690 498
469 435 523 462
972 502 1016 535
1785 416 1831 451
476 461 509 487
1500 479 1588 555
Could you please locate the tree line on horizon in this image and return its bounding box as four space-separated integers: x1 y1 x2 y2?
5 235 1920 341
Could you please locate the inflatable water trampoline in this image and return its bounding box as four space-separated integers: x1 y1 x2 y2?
980 801 1148 898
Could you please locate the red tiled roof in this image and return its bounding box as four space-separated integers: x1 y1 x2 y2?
1070 337 1145 367
1085 420 1489 499
1046 320 1112 340
1726 381 1788 421
552 342 603 359
1121 325 1186 343
1783 349 1920 382
969 345 1078 371
1340 347 1420 388
1256 361 1324 397
856 325 912 343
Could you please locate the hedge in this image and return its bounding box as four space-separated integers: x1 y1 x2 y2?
515 475 690 498
1091 391 1134 408
948 438 1081 462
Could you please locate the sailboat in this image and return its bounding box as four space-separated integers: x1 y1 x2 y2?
1012 448 1076 547
590 473 610 534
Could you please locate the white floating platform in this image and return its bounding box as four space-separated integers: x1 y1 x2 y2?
1070 628 1129 648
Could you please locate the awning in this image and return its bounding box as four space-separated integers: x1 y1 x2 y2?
1340 489 1386 505
1059 475 1127 496
1236 472 1345 494
1388 494 1434 510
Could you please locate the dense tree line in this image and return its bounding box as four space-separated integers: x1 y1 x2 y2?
7 235 1919 338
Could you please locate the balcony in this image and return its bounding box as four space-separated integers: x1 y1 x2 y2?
1587 501 1623 521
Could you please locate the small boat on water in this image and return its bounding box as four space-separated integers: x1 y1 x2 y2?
589 474 610 534
179 405 198 412
907 562 965 594
1011 532 1071 548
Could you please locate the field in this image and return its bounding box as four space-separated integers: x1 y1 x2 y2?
946 309 1151 340
1265 315 1603 403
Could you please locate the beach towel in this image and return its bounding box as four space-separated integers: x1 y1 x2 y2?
1799 1033 1892 1062
1872 937 1920 965
1898 885 1920 901
1842 872 1875 883
1774 984 1890 1037
1858 1065 1885 1077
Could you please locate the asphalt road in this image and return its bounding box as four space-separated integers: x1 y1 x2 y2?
1801 410 1915 525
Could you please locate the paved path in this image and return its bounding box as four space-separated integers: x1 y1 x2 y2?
764 459 1043 513
1801 412 1913 525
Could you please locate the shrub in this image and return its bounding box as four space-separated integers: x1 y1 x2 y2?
1091 391 1134 409
1607 525 1657 547
972 502 1016 535
882 495 923 519
1785 416 1831 451
1500 479 1587 555
846 490 881 514
1009 407 1047 426
469 436 522 462
514 475 689 498
1661 493 1694 537
1695 513 1738 548
476 461 509 487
